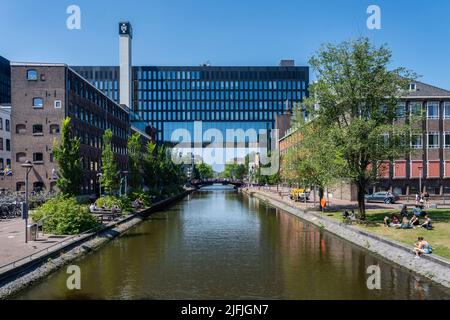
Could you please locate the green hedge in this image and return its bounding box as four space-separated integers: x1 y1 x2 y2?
32 196 99 235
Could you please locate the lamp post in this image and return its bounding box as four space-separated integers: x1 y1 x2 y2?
418 166 423 194
21 160 33 243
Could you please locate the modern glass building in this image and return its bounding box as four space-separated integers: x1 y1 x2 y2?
0 55 11 104
73 64 309 147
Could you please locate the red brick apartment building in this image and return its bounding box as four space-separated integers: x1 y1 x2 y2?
277 81 450 198
10 63 130 195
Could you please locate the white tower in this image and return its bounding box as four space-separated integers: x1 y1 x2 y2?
119 21 132 109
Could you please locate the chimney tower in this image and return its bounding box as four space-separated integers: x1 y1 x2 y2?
119 21 132 109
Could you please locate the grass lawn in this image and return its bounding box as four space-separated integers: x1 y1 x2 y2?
323 208 450 260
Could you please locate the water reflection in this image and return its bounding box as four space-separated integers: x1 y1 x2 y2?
14 186 450 300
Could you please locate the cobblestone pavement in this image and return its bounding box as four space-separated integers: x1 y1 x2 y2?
0 218 68 267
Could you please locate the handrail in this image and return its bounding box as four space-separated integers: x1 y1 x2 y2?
0 214 126 275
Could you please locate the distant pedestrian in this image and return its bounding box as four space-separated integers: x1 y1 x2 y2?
415 193 420 205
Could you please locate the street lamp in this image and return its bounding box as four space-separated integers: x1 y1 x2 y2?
418 165 423 194
21 160 33 243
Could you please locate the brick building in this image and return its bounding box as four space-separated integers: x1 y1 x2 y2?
10 63 130 195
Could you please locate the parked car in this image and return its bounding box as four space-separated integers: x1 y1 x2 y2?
365 192 399 204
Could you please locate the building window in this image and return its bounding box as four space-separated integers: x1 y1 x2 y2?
49 124 60 134
16 124 26 134
409 83 417 91
16 182 25 192
0 117 2 130
33 152 44 163
427 102 439 119
6 139 10 151
427 132 439 148
27 69 38 80
5 119 10 132
395 104 406 118
16 152 26 163
0 138 3 150
445 132 450 148
54 100 62 109
411 135 423 149
33 97 43 108
410 102 422 117
445 102 450 119
33 124 43 135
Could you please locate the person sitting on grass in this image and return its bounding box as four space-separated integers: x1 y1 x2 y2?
400 205 408 217
421 215 433 230
391 215 401 228
383 216 390 227
400 216 412 229
412 205 422 217
409 215 420 228
413 237 432 258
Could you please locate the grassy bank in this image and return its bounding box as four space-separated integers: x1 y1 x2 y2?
325 209 450 259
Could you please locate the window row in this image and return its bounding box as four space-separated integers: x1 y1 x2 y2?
411 132 450 149
395 102 450 119
31 97 62 109
136 80 307 91
16 152 48 163
68 73 128 122
0 138 10 151
135 100 295 111
133 111 278 122
70 105 128 140
0 117 10 131
136 90 305 102
378 161 450 179
15 124 60 135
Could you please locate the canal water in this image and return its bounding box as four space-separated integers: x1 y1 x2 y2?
15 186 450 299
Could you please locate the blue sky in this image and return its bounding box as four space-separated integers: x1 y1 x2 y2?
1 0 449 89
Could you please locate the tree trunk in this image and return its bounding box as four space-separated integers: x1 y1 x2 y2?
357 184 366 220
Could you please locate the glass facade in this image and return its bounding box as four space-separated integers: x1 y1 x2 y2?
73 65 309 145
0 56 11 104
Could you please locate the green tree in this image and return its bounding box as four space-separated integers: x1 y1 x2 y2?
283 108 346 201
53 117 83 196
196 163 214 180
143 142 157 188
304 37 417 219
127 132 142 191
100 129 119 195
222 162 246 180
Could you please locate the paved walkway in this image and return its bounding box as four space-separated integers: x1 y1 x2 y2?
258 186 450 211
0 218 69 268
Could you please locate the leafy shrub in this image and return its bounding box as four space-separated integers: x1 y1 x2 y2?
95 195 132 214
131 190 152 207
95 196 122 209
32 196 99 235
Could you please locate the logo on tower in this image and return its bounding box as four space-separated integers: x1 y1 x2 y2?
119 22 132 37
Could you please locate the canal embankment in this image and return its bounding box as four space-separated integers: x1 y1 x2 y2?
242 188 450 289
0 189 194 299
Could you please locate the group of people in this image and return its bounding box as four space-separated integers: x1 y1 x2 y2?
89 203 121 214
415 192 430 207
383 205 433 230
